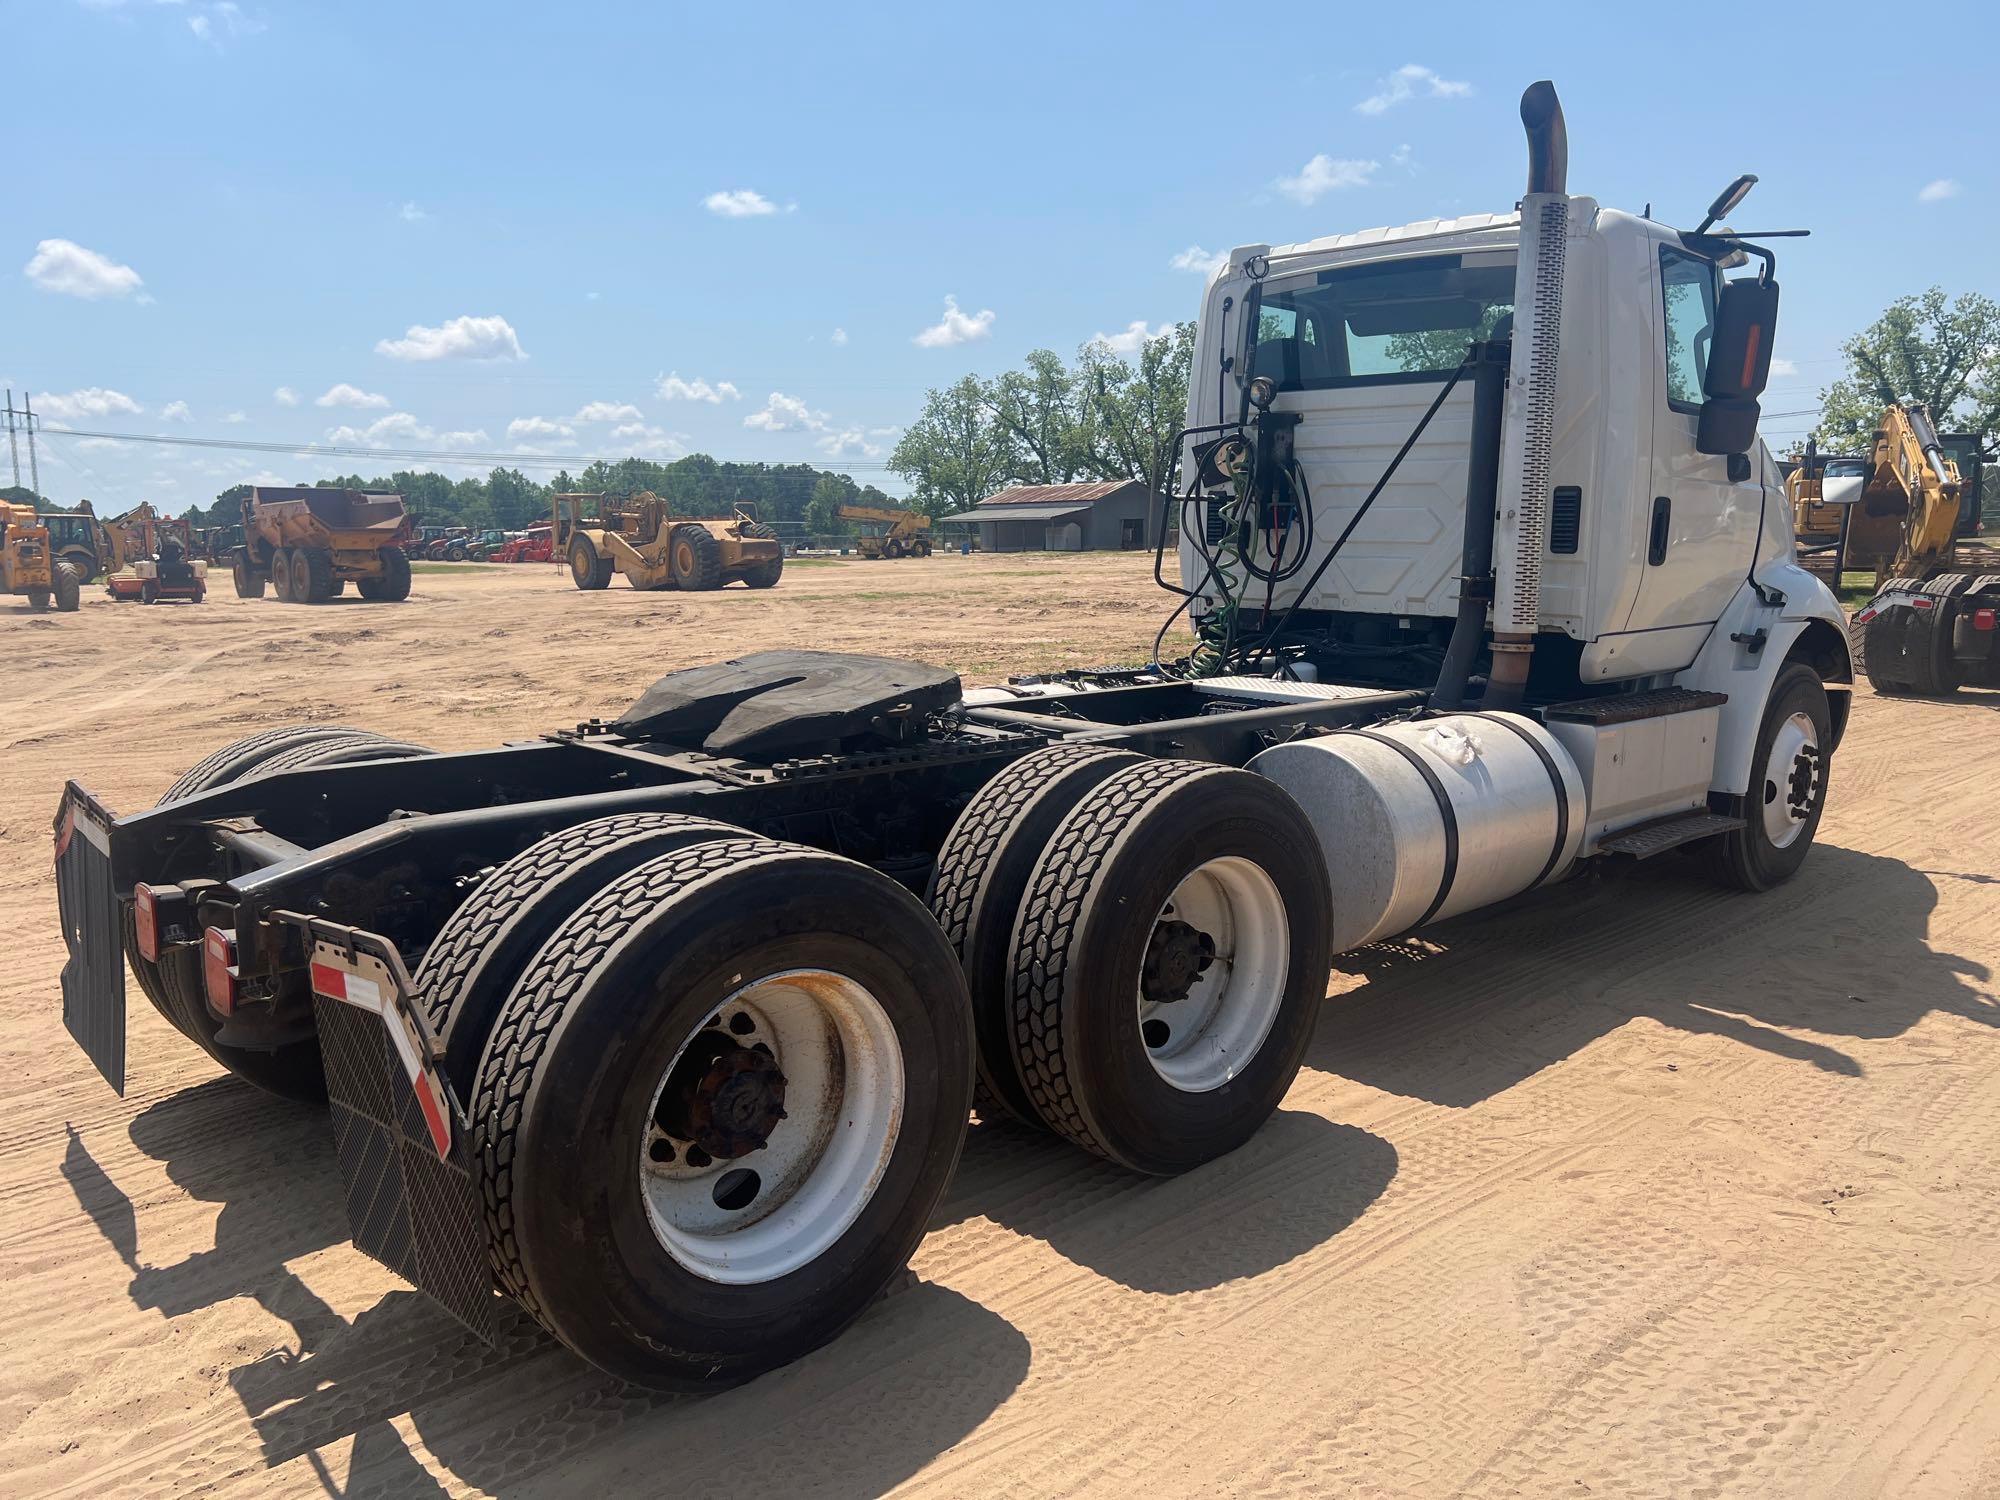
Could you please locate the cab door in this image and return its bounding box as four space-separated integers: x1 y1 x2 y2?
1624 246 1761 649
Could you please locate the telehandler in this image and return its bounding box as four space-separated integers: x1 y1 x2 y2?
56 82 1851 1392
557 490 783 591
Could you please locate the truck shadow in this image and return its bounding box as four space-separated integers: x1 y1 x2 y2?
1310 842 1992 1108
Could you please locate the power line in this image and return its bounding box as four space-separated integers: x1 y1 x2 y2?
33 422 898 474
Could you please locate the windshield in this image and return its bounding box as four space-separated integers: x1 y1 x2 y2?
1251 252 1516 391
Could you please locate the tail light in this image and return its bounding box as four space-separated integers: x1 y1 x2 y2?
1974 608 1996 632
134 884 161 962
203 928 239 1016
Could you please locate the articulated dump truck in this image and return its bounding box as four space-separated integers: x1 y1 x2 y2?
55 83 1852 1389
230 486 414 603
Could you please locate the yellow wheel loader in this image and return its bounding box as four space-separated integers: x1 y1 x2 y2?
556 491 783 592
838 503 933 558
1 501 82 611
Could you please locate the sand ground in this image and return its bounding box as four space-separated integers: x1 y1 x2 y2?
4 552 1997 1498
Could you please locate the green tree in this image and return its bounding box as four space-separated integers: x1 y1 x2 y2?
1077 321 1197 500
807 472 857 535
988 350 1089 484
890 375 1016 516
1816 288 2000 445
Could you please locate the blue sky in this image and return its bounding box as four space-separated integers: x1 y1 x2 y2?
7 0 1992 510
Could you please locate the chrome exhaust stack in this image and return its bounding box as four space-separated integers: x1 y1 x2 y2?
1486 81 1571 710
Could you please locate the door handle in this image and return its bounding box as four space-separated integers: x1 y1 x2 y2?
1648 495 1671 565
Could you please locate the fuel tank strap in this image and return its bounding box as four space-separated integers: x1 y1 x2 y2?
1464 712 1569 889
1342 728 1459 928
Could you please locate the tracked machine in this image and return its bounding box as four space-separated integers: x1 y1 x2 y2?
55 83 1852 1390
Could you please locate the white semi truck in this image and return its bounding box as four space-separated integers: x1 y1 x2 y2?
54 81 1850 1389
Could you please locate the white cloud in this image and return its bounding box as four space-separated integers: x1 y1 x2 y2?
1091 320 1175 356
375 313 526 362
1355 64 1471 115
23 238 144 299
656 372 742 403
1277 155 1378 204
1918 178 1961 203
399 201 427 222
1769 357 1799 377
506 415 575 441
611 422 685 457
35 387 144 422
573 400 645 423
221 410 249 424
160 400 193 423
273 385 299 406
1170 245 1227 276
315 382 391 409
327 411 433 446
1390 143 1414 170
914 295 995 348
831 327 849 346
437 429 490 449
703 188 779 218
742 392 828 432
816 428 884 460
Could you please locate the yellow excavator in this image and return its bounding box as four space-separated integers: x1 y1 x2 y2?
1849 404 1997 694
838 503 933 558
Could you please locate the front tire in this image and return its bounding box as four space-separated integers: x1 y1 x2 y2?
1007 760 1332 1174
52 563 81 612
232 553 267 598
570 537 612 591
471 839 974 1388
270 548 296 602
1702 662 1831 892
667 525 724 590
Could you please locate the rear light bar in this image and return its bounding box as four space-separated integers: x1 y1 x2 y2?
203 928 239 1016
133 884 161 962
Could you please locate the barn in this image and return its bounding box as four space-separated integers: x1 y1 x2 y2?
939 480 1161 553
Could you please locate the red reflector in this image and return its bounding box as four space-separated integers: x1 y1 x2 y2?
1975 608 1997 632
1854 607 1876 624
1741 323 1763 390
1912 596 1935 610
134 884 160 963
203 927 239 1016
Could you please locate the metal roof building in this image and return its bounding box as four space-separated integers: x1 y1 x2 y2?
938 479 1161 552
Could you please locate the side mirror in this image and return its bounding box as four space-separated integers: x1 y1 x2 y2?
1820 475 1864 507
1697 276 1780 455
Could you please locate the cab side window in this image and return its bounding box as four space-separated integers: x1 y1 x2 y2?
1659 248 1718 412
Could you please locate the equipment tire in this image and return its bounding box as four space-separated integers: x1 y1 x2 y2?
742 555 783 589
1007 759 1332 1175
232 552 266 598
53 563 81 612
445 543 468 563
1701 662 1831 893
667 524 724 590
60 548 98 585
370 545 412 601
1862 602 1956 695
569 536 612 591
132 726 436 1099
471 839 973 1388
270 548 295 602
418 813 743 1094
930 743 1146 1124
298 548 334 603
25 588 49 609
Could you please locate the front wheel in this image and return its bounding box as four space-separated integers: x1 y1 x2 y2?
232 553 266 598
52 563 81 612
570 537 612 591
470 838 974 1389
1701 662 1831 892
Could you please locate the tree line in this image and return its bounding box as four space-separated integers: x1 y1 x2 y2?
175 456 902 535
888 324 1197 515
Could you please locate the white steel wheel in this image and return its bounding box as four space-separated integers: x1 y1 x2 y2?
1761 710 1822 850
639 969 905 1284
1138 855 1290 1093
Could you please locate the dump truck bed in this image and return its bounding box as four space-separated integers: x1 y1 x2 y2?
248 487 409 545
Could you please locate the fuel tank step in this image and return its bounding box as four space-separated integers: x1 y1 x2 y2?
1596 809 1744 859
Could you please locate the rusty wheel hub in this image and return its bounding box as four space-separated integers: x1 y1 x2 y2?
655 1031 788 1160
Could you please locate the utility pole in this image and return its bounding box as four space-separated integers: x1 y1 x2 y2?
23 391 40 500
3 389 19 489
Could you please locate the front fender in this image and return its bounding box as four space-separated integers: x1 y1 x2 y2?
1675 564 1851 795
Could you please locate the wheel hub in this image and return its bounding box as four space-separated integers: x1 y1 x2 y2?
1142 918 1216 1006
655 1031 788 1160
1786 743 1821 820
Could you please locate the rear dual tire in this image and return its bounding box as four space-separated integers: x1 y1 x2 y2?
465 834 973 1388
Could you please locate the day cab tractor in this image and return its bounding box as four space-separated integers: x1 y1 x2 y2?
231 486 414 604
1843 408 1997 694
556 490 783 592
56 83 1853 1393
839 503 934 558
2 502 81 611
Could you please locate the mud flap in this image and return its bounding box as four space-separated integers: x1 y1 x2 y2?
283 916 499 1343
54 782 126 1095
